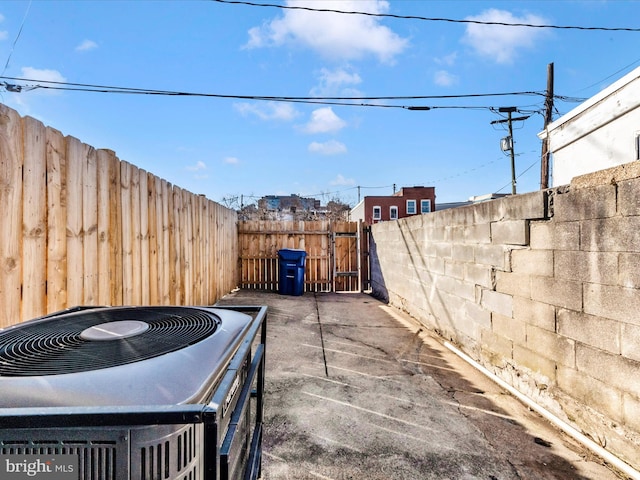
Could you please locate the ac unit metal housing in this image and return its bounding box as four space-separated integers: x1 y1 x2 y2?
0 305 267 480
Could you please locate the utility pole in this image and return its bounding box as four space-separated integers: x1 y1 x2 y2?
357 186 361 203
504 107 517 195
540 63 554 189
491 107 530 195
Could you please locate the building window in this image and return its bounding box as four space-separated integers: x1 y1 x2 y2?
372 206 381 221
406 200 417 215
421 199 431 214
390 206 398 220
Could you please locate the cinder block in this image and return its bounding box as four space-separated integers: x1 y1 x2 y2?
464 223 491 244
434 242 452 259
513 296 556 331
584 283 640 326
530 220 580 251
513 344 557 380
556 365 623 423
557 308 621 354
425 225 445 242
485 191 546 222
576 343 640 398
619 253 640 289
464 300 491 329
480 289 513 317
475 244 510 270
452 243 474 262
447 204 475 226
464 263 494 289
444 259 464 280
553 184 617 222
623 393 640 432
530 276 582 311
495 271 531 298
481 328 513 359
435 275 475 302
618 177 640 217
621 323 640 362
492 312 526 344
527 324 576 367
511 249 554 276
468 200 493 224
554 250 618 284
491 219 530 245
427 256 445 275
581 216 640 252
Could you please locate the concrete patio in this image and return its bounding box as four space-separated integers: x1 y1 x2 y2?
216 290 624 480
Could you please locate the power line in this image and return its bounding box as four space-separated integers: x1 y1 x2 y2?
2 0 33 77
0 75 573 112
0 75 544 101
212 0 640 33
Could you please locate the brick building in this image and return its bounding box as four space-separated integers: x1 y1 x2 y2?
350 186 436 224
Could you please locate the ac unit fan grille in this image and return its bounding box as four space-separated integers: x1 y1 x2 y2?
0 307 219 376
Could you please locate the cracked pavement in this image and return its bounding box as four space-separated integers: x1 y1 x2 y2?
217 291 624 480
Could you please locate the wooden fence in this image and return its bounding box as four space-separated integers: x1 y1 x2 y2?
238 220 365 293
0 104 238 329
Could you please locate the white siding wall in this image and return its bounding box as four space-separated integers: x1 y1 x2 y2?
540 67 640 186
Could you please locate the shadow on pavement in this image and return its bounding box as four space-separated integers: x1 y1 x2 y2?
216 290 624 480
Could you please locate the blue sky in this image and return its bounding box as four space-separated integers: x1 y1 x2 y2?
0 0 638 207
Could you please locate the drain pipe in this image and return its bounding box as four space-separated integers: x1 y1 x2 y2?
444 341 640 480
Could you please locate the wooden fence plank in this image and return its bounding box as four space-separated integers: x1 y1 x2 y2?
46 127 67 313
120 161 133 304
22 116 47 320
97 149 114 306
131 165 142 305
139 169 149 305
238 220 355 293
0 105 23 328
170 187 182 304
148 173 159 305
0 104 240 327
108 151 123 306
82 144 98 305
160 179 170 304
66 136 84 307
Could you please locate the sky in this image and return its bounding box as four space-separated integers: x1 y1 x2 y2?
0 0 639 208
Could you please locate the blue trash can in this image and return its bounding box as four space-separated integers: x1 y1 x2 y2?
278 249 307 296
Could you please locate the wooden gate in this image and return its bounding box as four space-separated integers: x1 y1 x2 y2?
238 220 366 293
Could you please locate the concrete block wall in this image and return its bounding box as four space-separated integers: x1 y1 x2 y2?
370 162 640 469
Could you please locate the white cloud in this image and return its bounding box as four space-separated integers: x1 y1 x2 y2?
308 140 347 155
462 9 548 64
75 39 98 52
303 107 346 134
310 67 362 97
434 70 458 87
224 156 240 165
14 68 66 101
186 161 207 171
434 52 457 67
330 174 355 186
234 101 300 121
244 0 408 63
21 67 66 83
0 13 6 40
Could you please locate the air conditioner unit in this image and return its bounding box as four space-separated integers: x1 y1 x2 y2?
0 305 267 480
